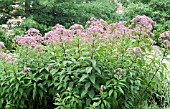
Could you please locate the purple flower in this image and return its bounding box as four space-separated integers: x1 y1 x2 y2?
0 52 16 63
133 47 143 54
5 55 16 63
33 45 44 52
164 40 170 49
22 67 31 74
148 38 156 45
0 42 5 50
159 31 170 39
70 24 84 30
26 28 40 36
52 24 65 30
0 52 7 59
48 65 55 70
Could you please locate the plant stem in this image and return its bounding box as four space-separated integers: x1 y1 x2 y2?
25 46 29 67
91 38 95 60
51 42 57 61
78 38 80 59
12 63 19 83
3 60 8 77
135 48 167 106
143 48 167 93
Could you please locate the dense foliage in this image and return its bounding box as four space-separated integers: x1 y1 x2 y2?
0 16 170 109
124 0 170 31
0 0 116 28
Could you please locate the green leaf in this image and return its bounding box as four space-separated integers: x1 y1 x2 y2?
86 67 92 74
101 103 104 109
114 91 117 99
109 89 113 96
93 97 100 100
89 74 95 84
39 90 43 99
38 83 47 92
89 89 94 99
19 88 23 96
153 76 159 83
162 63 167 69
81 90 87 98
106 80 111 86
33 83 37 100
15 83 19 91
79 74 88 82
91 60 96 67
118 86 124 94
85 82 91 91
45 74 49 80
39 68 45 73
94 67 101 74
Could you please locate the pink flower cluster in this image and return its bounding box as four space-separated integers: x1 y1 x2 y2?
44 24 75 43
22 67 31 74
13 36 38 46
0 51 16 63
159 31 170 49
0 42 5 50
133 47 143 54
12 16 158 51
13 28 44 47
128 47 143 54
26 28 40 36
131 15 156 30
159 31 170 39
130 15 156 36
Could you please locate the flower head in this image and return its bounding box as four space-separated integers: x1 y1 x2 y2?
0 42 5 50
22 67 31 74
114 68 123 75
70 24 84 30
159 31 170 39
26 28 40 36
100 85 106 92
133 47 143 54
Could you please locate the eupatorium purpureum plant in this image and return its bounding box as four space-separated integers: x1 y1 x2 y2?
0 15 169 109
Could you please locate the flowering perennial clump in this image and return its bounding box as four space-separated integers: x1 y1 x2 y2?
0 15 169 109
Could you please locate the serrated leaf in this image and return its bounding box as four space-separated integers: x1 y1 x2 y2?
81 90 87 98
89 89 94 99
89 74 95 84
86 67 92 74
39 90 43 99
94 67 101 74
19 88 23 95
79 74 88 82
91 60 96 67
39 68 45 73
85 82 91 91
109 89 113 96
106 80 111 86
45 74 49 80
15 83 19 91
118 86 124 94
114 91 117 99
